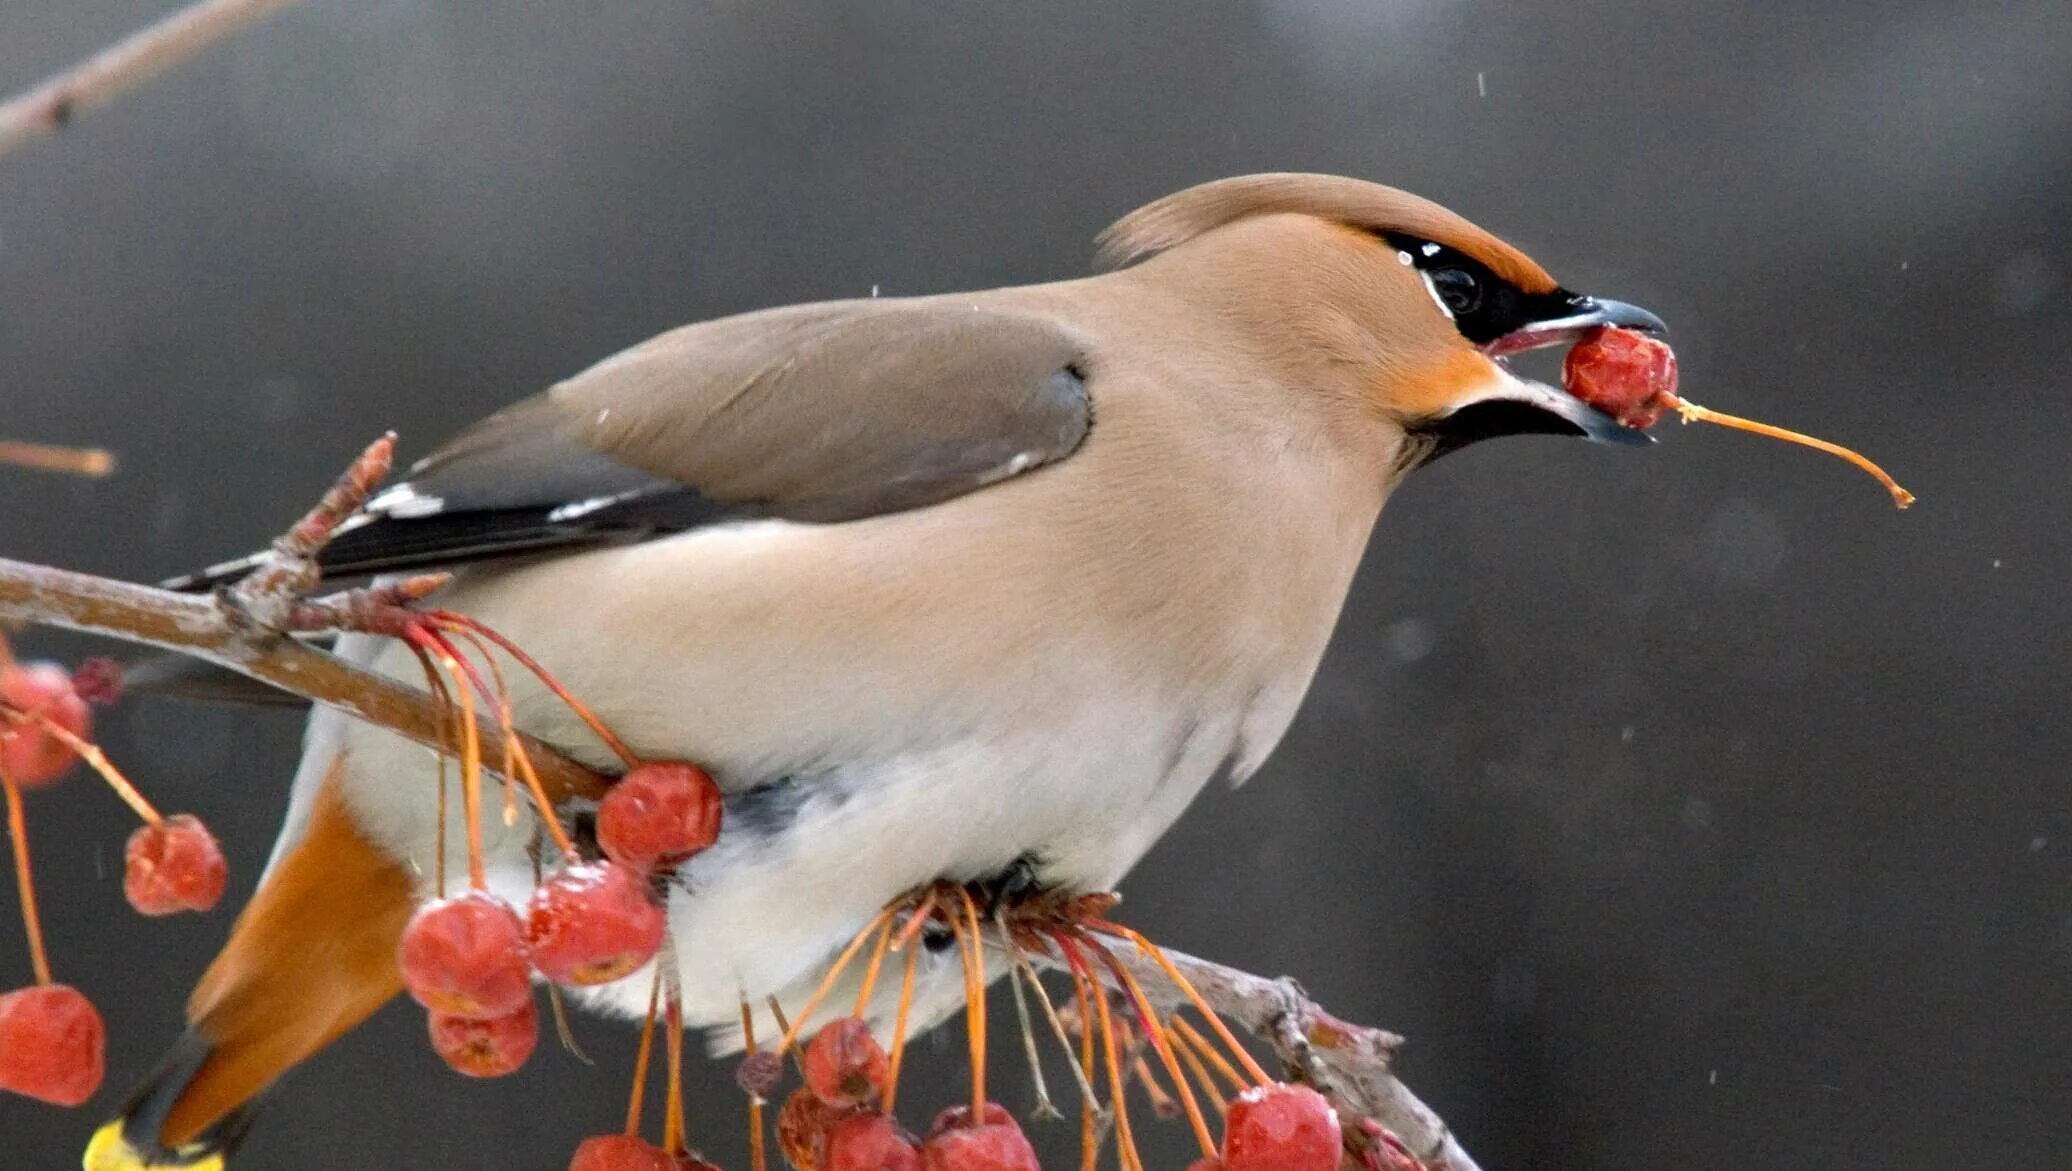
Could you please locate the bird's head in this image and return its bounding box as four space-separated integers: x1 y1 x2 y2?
1098 173 1667 467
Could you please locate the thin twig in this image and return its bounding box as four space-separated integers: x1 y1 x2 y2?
0 0 305 161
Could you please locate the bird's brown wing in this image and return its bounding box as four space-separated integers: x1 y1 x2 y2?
165 301 1091 589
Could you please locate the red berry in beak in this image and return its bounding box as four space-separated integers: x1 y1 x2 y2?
1562 326 1678 430
570 1134 681 1171
398 890 533 1018
919 1103 1037 1171
525 861 666 987
825 1111 920 1171
427 996 537 1077
597 761 724 873
803 1016 889 1108
123 814 228 916
0 983 106 1106
1221 1083 1341 1171
0 662 91 789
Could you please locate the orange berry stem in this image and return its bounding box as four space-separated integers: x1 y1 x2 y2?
5 706 162 826
740 999 769 1171
772 904 897 1055
626 966 663 1137
412 631 488 892
1092 921 1272 1085
1170 1016 1249 1098
953 887 989 1119
1664 393 1915 509
882 939 921 1114
851 909 897 1017
1165 1020 1231 1116
431 614 642 769
663 991 687 1156
1060 932 1142 1171
441 627 581 862
1081 932 1216 1158
0 439 116 478
2 768 51 986
1062 937 1102 1171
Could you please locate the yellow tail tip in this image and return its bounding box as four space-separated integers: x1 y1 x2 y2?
83 1120 225 1171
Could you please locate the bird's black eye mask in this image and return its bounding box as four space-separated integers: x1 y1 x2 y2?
1379 232 1585 348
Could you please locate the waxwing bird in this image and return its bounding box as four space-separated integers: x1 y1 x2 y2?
91 173 1665 1169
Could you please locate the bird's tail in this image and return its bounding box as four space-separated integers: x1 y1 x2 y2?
85 763 414 1170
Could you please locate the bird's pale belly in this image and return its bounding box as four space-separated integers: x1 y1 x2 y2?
331 645 1279 1047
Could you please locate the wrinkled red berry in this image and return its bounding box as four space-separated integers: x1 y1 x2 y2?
399 891 533 1018
919 1103 1037 1171
123 814 228 916
525 861 666 986
428 997 537 1077
803 1016 888 1107
1562 326 1677 430
1222 1083 1341 1171
737 1049 785 1098
826 1111 920 1171
597 762 724 873
0 983 106 1105
0 662 91 788
571 1134 680 1171
779 1086 856 1171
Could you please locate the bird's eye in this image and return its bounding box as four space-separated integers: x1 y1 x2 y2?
1429 268 1481 316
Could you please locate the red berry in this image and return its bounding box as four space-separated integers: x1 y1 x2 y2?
803 1016 888 1107
1221 1083 1341 1171
919 1103 1037 1171
1186 1162 1229 1171
1562 326 1678 430
0 983 106 1106
778 1086 856 1171
571 1134 680 1171
525 861 666 986
427 997 537 1077
0 662 91 788
925 1103 1014 1136
123 814 228 916
399 891 533 1018
825 1111 920 1171
597 762 724 872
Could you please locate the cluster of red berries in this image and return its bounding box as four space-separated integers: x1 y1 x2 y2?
399 761 723 1077
776 1016 1039 1171
1 647 226 1108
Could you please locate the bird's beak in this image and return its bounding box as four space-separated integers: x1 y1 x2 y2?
1481 294 1667 359
1411 294 1667 460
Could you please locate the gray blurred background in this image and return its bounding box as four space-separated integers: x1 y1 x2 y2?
2 1 2067 1168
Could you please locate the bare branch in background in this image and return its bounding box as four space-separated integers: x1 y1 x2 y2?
0 0 303 160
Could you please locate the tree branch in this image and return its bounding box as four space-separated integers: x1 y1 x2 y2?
0 555 609 805
1091 940 1482 1171
0 0 304 161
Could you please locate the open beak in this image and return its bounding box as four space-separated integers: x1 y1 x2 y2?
1481 295 1668 358
1412 294 1668 460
